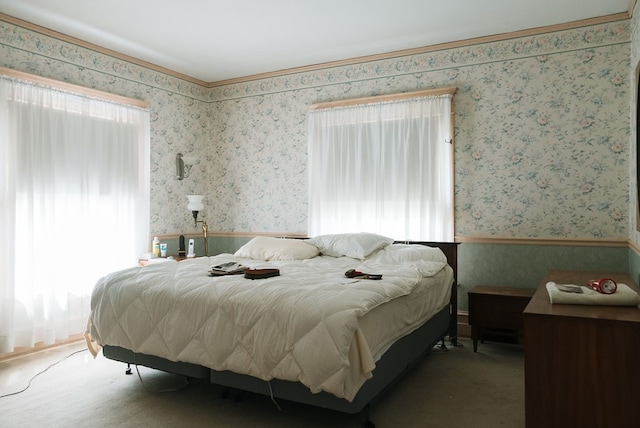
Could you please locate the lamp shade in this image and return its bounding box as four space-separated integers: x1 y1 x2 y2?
186 194 204 211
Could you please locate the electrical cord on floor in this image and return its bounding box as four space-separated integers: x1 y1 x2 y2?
0 348 87 399
266 381 282 411
131 353 190 393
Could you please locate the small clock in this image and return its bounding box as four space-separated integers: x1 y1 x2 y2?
587 278 617 294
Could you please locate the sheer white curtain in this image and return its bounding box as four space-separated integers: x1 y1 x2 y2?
308 94 453 241
0 76 150 353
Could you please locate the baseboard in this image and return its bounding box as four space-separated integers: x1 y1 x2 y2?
0 335 84 362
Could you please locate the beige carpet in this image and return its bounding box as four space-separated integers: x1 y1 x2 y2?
0 337 524 427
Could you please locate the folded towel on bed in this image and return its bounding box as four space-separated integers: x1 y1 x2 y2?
546 281 640 306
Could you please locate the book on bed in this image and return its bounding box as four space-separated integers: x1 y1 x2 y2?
209 261 247 276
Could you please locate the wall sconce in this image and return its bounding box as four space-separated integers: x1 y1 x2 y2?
186 194 208 256
176 153 197 180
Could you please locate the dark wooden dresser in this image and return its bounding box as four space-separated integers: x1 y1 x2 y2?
523 270 640 428
468 286 535 352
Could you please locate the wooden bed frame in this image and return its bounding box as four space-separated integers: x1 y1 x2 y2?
101 241 458 426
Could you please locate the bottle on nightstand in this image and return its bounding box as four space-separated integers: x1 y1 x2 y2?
178 235 186 257
187 238 195 257
152 236 160 258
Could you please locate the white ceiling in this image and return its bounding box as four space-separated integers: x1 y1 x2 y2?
0 0 632 83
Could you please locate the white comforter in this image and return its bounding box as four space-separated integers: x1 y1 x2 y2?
89 254 450 401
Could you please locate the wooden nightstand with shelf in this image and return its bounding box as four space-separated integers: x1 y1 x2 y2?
468 285 536 352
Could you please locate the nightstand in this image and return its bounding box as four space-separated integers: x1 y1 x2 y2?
138 255 188 266
468 285 535 352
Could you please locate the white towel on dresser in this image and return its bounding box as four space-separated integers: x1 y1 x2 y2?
546 282 640 306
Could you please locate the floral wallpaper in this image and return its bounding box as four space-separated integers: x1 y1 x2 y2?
630 1 640 248
0 16 632 241
208 20 630 240
455 48 628 239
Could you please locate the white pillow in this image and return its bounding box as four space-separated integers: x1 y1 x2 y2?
366 244 448 276
307 232 394 259
368 243 447 264
234 236 319 261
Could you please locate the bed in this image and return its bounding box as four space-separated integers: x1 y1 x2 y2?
88 233 458 426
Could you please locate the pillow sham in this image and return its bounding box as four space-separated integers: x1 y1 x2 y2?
366 244 448 276
234 236 319 261
368 243 447 264
307 232 394 259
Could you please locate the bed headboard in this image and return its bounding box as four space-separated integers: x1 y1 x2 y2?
394 241 458 277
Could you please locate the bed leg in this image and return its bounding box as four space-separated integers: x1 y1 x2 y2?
437 338 448 351
125 363 132 375
449 334 459 347
449 333 464 348
361 405 376 428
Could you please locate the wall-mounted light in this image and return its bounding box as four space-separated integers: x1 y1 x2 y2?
186 194 208 256
176 153 197 180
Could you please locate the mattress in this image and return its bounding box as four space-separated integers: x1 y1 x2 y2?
89 250 452 401
360 263 453 360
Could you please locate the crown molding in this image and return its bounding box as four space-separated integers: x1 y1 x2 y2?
0 12 209 87
209 12 631 87
1 11 631 89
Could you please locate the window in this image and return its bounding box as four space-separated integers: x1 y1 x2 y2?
0 73 150 352
307 89 454 241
